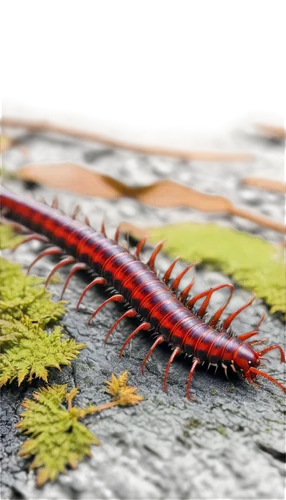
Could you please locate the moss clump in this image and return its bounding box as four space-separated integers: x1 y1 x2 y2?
0 257 65 327
0 224 25 250
0 252 84 386
183 417 202 438
217 426 227 436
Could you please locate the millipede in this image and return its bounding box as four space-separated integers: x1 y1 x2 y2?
1 186 285 399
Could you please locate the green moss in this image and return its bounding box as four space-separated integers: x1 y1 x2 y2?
0 224 25 250
17 373 143 486
217 426 227 436
183 417 202 438
0 318 85 386
150 223 285 315
0 258 65 327
17 385 100 486
0 256 85 386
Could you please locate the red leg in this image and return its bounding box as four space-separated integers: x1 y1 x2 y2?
208 284 235 326
172 263 197 292
84 215 91 226
186 357 200 400
257 345 285 363
119 322 151 358
198 283 234 319
141 335 164 374
238 312 266 341
101 219 107 236
180 278 195 303
76 277 107 311
27 246 63 275
114 226 120 243
163 347 181 392
187 283 233 317
71 204 80 219
45 256 76 287
148 240 167 271
135 237 148 258
50 194 61 210
248 367 286 393
222 295 256 330
249 339 267 347
104 308 136 344
61 262 88 299
245 370 261 388
163 256 180 283
88 294 124 325
12 234 49 252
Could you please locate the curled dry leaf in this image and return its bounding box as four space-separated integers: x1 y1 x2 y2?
16 161 125 200
242 177 285 194
18 163 285 234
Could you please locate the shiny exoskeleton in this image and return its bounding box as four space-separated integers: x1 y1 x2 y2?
1 187 285 399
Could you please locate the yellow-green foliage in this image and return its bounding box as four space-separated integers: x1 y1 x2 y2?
0 257 85 386
17 385 100 486
150 223 285 315
17 373 143 486
0 224 25 250
0 318 85 386
0 258 65 326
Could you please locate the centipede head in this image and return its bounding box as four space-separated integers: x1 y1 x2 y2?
243 344 286 394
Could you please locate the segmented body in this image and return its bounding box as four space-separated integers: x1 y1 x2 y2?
1 187 285 398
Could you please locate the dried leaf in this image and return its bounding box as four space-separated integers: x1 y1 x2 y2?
17 164 284 233
18 163 120 198
137 180 231 211
255 123 286 140
242 177 285 194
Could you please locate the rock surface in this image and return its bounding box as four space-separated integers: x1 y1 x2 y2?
0 118 286 500
0 254 285 500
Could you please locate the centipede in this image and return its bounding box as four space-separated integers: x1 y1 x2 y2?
1 186 285 399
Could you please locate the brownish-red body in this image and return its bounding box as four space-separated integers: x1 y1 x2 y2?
1 187 285 398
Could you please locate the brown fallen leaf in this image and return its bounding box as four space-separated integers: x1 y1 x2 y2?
16 161 128 200
17 163 285 234
255 123 286 141
242 177 285 194
136 178 232 214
